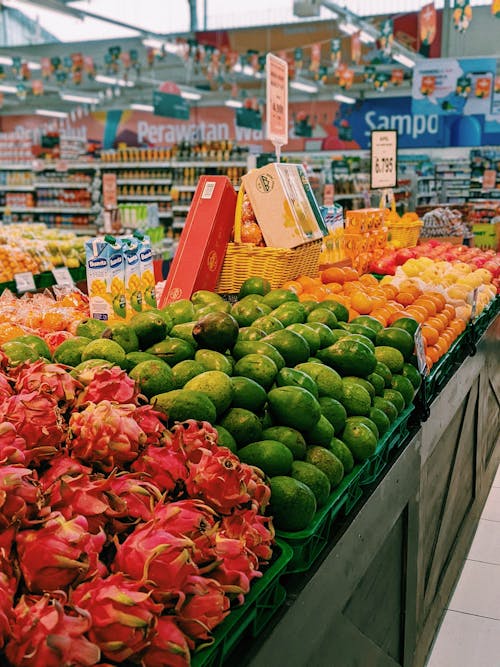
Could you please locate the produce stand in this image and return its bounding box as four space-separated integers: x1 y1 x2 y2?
229 311 499 667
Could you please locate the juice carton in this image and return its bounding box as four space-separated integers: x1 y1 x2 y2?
85 235 126 321
134 231 157 309
122 236 143 317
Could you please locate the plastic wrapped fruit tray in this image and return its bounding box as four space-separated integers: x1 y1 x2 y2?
360 405 415 487
275 463 367 575
0 266 86 294
192 539 293 667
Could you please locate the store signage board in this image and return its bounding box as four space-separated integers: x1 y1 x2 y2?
370 129 398 189
153 83 190 120
52 267 74 287
102 173 118 209
266 53 288 161
14 272 36 293
236 107 263 130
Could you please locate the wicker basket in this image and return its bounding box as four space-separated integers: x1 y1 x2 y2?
387 219 422 247
216 185 322 294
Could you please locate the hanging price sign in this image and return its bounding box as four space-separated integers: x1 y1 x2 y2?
52 267 74 287
370 129 398 189
14 272 36 293
414 325 429 377
266 53 288 162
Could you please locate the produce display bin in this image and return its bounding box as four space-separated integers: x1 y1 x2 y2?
386 404 416 452
192 539 293 667
0 266 87 295
470 295 500 344
276 463 366 574
424 330 469 406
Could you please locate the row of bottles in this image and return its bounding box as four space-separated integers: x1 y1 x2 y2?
101 141 248 163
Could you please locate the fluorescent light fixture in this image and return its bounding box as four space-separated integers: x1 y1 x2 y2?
359 30 376 44
180 90 201 101
36 109 68 119
225 99 243 108
27 61 41 70
164 42 181 54
334 93 356 104
0 84 18 93
393 53 416 68
131 103 154 111
0 56 40 69
142 38 164 50
0 56 13 66
290 80 319 94
61 93 100 104
95 74 134 88
338 21 359 36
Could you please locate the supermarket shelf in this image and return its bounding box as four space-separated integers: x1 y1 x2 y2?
158 211 173 218
117 195 172 202
0 163 33 170
34 181 91 189
172 184 197 192
116 179 172 185
172 205 190 213
0 162 97 171
0 206 98 214
0 185 34 191
47 225 96 234
101 160 247 169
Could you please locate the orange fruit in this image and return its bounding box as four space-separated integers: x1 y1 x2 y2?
435 339 449 356
425 354 434 371
297 275 321 291
282 280 304 295
342 267 360 282
435 312 450 328
427 292 446 311
450 318 465 335
310 285 331 301
425 293 444 313
387 310 408 325
348 308 361 322
421 325 439 347
441 330 453 346
426 316 445 334
350 291 374 315
414 298 437 318
405 305 428 322
359 274 379 287
395 292 415 306
321 267 346 284
381 284 398 299
426 345 441 364
324 282 343 294
299 292 319 303
370 310 389 326
442 304 456 320
370 295 388 310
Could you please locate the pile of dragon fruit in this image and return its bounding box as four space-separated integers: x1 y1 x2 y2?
0 356 274 666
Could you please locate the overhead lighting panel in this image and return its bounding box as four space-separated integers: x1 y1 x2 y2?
334 93 356 104
36 109 68 119
338 21 359 36
60 92 100 104
95 74 134 88
225 99 243 108
393 53 416 68
290 80 319 94
0 84 18 93
131 103 154 112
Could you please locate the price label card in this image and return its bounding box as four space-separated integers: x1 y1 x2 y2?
14 271 36 293
370 129 398 189
470 286 479 320
266 53 289 154
52 267 74 287
414 325 429 377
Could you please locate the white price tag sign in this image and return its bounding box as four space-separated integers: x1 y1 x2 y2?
470 286 479 320
266 53 289 158
370 129 398 189
14 271 36 293
52 267 74 287
414 325 429 377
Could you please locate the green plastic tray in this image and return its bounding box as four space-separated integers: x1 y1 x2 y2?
424 330 469 405
192 539 293 667
0 266 86 296
275 463 366 574
469 295 500 344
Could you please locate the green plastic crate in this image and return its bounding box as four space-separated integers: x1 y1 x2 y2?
424 330 468 405
470 295 500 344
275 463 366 574
192 539 292 667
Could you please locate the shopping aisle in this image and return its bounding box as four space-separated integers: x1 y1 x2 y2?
426 462 500 667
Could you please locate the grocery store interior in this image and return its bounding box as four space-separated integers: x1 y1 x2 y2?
0 1 498 666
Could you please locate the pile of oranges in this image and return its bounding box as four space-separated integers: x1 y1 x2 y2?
283 266 467 371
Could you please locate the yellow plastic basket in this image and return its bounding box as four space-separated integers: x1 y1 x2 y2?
216 184 322 293
386 219 422 247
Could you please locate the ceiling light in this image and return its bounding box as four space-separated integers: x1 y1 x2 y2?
334 93 356 104
225 99 243 108
393 53 416 68
142 38 164 50
27 61 41 70
180 91 201 101
36 109 68 119
61 92 100 104
0 56 40 69
0 84 18 93
290 80 319 94
0 56 13 66
131 103 154 111
338 21 359 36
95 74 134 88
359 30 376 44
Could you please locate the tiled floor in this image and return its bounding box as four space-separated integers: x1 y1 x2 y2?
426 463 500 667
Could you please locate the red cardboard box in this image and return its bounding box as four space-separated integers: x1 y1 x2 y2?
158 176 237 306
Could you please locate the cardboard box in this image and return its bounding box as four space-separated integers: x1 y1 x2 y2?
242 163 327 249
158 176 236 306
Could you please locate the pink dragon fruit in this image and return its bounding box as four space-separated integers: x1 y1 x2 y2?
0 372 13 401
185 448 254 515
38 453 92 492
211 534 262 602
170 419 218 458
153 500 219 567
106 471 163 533
0 391 66 464
176 574 230 642
76 366 138 406
132 404 170 446
113 520 198 603
5 592 101 667
131 444 188 496
0 548 17 650
72 573 163 663
141 616 191 667
67 401 146 471
220 510 274 562
0 465 43 530
0 422 26 465
16 512 106 593
14 359 82 408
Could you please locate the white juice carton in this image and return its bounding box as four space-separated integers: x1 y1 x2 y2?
122 236 143 317
85 236 126 321
135 232 157 310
